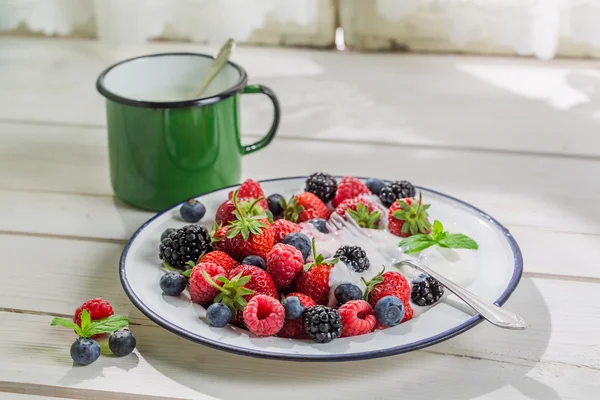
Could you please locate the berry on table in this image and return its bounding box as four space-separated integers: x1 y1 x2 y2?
334 245 370 273
278 293 316 339
266 243 304 289
334 283 363 305
366 178 386 196
388 194 432 238
206 303 232 327
379 180 416 208
73 298 114 327
232 179 268 210
189 263 226 306
363 270 412 323
284 192 330 223
267 193 285 219
282 296 304 320
180 199 206 222
305 172 337 203
307 218 329 233
374 296 405 327
332 176 370 207
335 197 381 229
241 255 267 270
109 329 137 357
411 274 444 306
302 305 342 343
159 271 187 296
281 232 311 261
338 300 376 337
161 228 175 242
70 338 101 365
199 250 239 274
295 238 338 305
272 219 301 243
243 294 285 336
159 224 212 270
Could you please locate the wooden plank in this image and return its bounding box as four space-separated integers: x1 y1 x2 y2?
2 38 600 156
0 307 598 400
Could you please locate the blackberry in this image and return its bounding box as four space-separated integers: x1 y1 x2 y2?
379 180 416 207
411 274 444 306
305 173 337 203
334 245 370 273
303 305 342 343
159 224 211 270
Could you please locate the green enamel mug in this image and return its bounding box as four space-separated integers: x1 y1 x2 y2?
96 53 280 211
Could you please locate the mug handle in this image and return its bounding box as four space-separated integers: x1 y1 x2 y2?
240 84 280 155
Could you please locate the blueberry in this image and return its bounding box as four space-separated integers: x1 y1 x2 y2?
334 283 363 305
179 200 206 223
282 296 304 320
366 178 386 196
160 271 187 296
241 255 267 270
374 296 405 327
282 232 311 261
70 337 100 365
206 303 232 327
109 329 137 357
267 194 285 218
161 228 175 242
308 218 329 233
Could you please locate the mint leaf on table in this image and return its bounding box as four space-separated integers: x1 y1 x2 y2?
85 315 130 337
50 318 83 337
399 220 478 254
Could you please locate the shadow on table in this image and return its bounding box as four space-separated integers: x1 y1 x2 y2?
136 278 555 400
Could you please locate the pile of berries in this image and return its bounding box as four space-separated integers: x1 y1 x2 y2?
156 174 466 343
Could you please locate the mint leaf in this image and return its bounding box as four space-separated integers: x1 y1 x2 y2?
438 233 479 250
51 318 83 337
432 220 443 240
399 234 437 254
85 315 130 337
80 309 91 332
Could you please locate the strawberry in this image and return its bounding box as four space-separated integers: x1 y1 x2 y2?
278 292 316 339
222 191 274 261
199 250 239 274
210 224 228 252
215 197 266 226
189 262 227 306
284 192 330 223
388 193 432 238
332 176 369 207
266 243 304 289
363 270 412 323
294 238 339 305
335 197 381 229
272 219 301 243
228 179 268 211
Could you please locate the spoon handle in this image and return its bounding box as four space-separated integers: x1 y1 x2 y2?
195 38 235 98
395 260 527 330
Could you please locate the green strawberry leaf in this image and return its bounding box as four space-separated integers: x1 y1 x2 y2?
182 269 192 278
399 234 437 254
438 233 479 250
432 220 443 240
162 261 176 271
361 267 385 301
85 315 130 337
50 318 83 337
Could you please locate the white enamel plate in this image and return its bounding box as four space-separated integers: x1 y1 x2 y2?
120 177 523 361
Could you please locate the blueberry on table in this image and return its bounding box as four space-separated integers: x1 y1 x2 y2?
308 218 329 233
180 199 206 223
109 329 137 357
282 296 304 320
206 303 232 327
267 194 285 218
241 255 267 270
160 271 187 296
334 283 363 305
365 178 386 196
70 338 100 365
282 232 311 261
374 295 405 327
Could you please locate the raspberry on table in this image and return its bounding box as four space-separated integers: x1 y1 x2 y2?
73 298 114 327
243 295 285 337
266 243 304 289
338 300 377 337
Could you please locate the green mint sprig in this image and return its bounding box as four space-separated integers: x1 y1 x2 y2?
51 309 130 338
399 220 478 254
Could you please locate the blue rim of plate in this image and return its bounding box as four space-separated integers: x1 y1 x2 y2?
119 176 523 362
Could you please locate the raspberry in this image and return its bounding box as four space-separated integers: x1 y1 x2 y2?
266 243 304 289
199 251 239 274
332 176 369 208
243 295 285 336
73 298 114 327
272 219 301 243
189 263 226 306
278 293 316 339
338 300 377 337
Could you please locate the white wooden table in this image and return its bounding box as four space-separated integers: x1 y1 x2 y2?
1 37 599 400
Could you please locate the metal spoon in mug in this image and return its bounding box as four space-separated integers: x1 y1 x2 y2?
195 38 236 98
